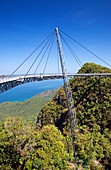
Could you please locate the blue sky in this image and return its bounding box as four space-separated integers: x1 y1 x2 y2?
0 0 111 74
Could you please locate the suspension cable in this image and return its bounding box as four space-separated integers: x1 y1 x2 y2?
24 33 54 78
59 29 111 68
42 36 55 75
34 34 55 75
60 32 83 68
11 31 55 76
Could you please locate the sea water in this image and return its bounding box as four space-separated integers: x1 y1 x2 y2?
0 79 63 103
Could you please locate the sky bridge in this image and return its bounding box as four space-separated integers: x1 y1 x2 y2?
0 27 111 163
0 28 111 93
0 72 111 93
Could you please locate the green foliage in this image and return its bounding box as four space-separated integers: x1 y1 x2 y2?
0 117 69 170
78 62 111 73
30 125 69 169
38 63 111 169
0 117 32 169
75 124 105 164
0 90 55 126
0 63 111 169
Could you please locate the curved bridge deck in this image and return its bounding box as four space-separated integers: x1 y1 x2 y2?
0 73 111 93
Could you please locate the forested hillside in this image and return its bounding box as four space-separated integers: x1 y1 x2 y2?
0 90 56 125
37 63 111 169
0 63 111 169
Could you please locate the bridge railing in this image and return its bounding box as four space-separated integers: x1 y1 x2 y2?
0 73 111 84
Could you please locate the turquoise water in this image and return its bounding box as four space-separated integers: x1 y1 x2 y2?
0 79 63 103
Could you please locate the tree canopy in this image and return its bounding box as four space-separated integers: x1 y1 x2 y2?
37 63 111 169
0 63 111 169
0 117 70 170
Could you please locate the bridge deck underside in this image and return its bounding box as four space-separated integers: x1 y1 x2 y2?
0 75 63 93
0 73 111 93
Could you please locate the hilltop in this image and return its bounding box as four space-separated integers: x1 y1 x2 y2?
37 63 111 169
